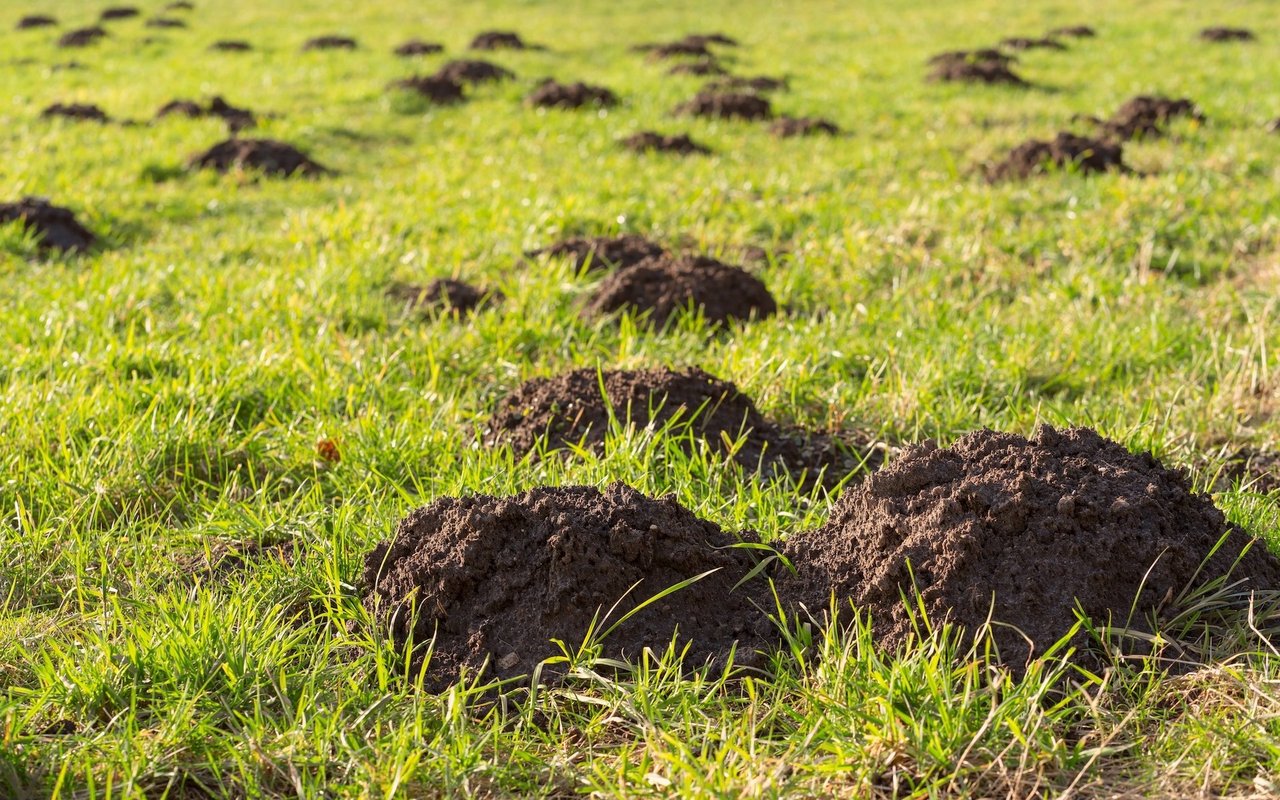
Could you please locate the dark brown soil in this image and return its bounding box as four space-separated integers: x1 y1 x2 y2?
1095 95 1204 140
99 7 140 21
58 27 107 47
769 116 839 137
1222 449 1280 494
388 279 500 315
928 48 1016 67
583 254 777 327
674 91 772 121
1048 25 1095 38
619 131 711 155
303 35 357 51
145 17 186 29
987 132 1128 181
526 234 667 272
668 60 726 77
395 39 444 56
361 482 778 691
434 59 514 85
526 79 617 109
1199 27 1255 42
0 197 96 253
780 426 1280 673
41 103 109 122
188 138 328 177
680 33 739 48
16 14 57 29
166 1 195 10
928 58 1028 86
705 75 789 93
470 30 529 50
388 75 465 104
157 96 256 132
1000 36 1066 50
641 40 713 60
210 39 251 52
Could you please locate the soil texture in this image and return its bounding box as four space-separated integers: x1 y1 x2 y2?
157 96 255 132
928 55 1028 86
17 15 57 29
303 35 357 51
1048 26 1095 38
389 75 465 104
470 30 529 50
99 7 140 21
704 75 788 93
583 254 776 327
188 138 328 177
987 132 1127 181
395 40 444 56
210 40 251 51
1199 27 1255 42
668 60 726 77
1095 95 1203 140
41 103 109 122
58 27 107 47
388 279 500 316
0 197 96 253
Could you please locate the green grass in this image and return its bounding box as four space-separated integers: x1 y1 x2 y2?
3 0 1280 795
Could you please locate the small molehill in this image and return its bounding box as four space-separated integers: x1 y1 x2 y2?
146 17 185 29
681 32 739 47
0 197 96 253
1093 95 1204 140
674 91 772 121
987 132 1127 181
526 234 667 272
210 39 251 52
704 75 788 93
1049 25 1095 38
188 138 328 177
361 483 778 691
434 59 514 85
388 279 500 316
17 14 57 29
470 30 529 50
157 96 255 132
526 79 617 110
668 60 726 77
1199 27 1255 42
303 35 357 51
639 40 713 60
388 75 465 104
929 48 1016 67
780 426 1280 672
395 39 443 56
770 116 839 137
166 1 195 10
1000 36 1065 50
41 103 109 122
928 52 1028 86
584 254 776 327
620 131 711 155
99 7 140 21
58 27 107 47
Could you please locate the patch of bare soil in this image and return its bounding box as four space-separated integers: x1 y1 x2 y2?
583 254 776 327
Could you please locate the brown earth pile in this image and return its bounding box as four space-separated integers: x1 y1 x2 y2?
361 482 777 691
987 132 1127 181
188 138 328 177
470 30 529 50
146 17 185 29
388 279 500 315
99 7 140 20
210 40 251 52
668 60 726 77
583 254 777 327
780 426 1280 672
303 35 357 51
395 40 444 56
619 131 711 155
58 27 107 47
1096 95 1204 140
770 116 839 137
928 52 1028 86
1049 25 1095 38
388 75 465 104
928 48 1016 67
674 91 772 120
434 59 514 85
1000 36 1065 50
638 40 713 60
0 197 96 253
526 79 618 109
17 14 57 29
1199 27 1255 42
526 234 667 272
41 103 109 122
157 96 255 132
166 1 195 10
704 75 788 93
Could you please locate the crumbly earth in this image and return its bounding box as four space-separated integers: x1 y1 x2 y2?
668 60 726 77
0 197 97 253
928 56 1028 86
619 131 711 155
1199 27 1255 42
987 132 1127 181
470 31 529 50
41 103 110 122
583 254 777 327
525 80 618 109
388 75 466 104
525 234 667 272
17 14 58 29
1048 25 1095 37
58 27 108 48
673 91 772 120
434 59 514 85
188 138 329 177
1096 95 1204 140
780 426 1280 673
156 97 256 132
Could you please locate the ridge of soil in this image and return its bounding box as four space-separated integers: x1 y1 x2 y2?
668 60 726 77
303 35 357 51
210 40 251 51
395 40 444 57
770 116 839 137
17 15 57 29
388 75 466 104
157 96 256 132
99 7 140 21
1094 95 1204 140
1199 27 1255 42
41 103 109 122
470 30 530 50
58 27 107 47
1048 25 1095 38
928 55 1028 86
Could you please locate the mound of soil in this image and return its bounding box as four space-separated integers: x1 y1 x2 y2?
928 48 1016 67
1222 449 1280 494
17 14 57 29
303 35 357 51
99 7 140 21
361 482 777 691
434 59 514 85
210 39 251 52
395 39 443 57
769 116 839 137
705 75 789 93
674 91 772 120
0 197 96 253
526 234 667 272
619 131 711 155
1199 27 1255 42
641 40 713 60
58 27 107 47
41 103 109 122
145 17 186 29
388 75 465 104
1000 36 1066 50
526 79 617 109
1097 95 1204 140
1049 25 1095 38
680 33 739 48
929 58 1028 86
782 427 1280 672
584 254 776 327
157 96 255 132
388 279 500 315
166 1 195 10
668 60 726 77
188 138 328 177
470 30 529 50
988 132 1127 181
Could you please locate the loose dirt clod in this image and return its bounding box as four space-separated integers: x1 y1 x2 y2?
928 53 1028 86
619 131 711 155
584 254 777 327
1094 95 1204 140
157 96 256 132
394 39 444 56
1199 27 1255 42
16 14 57 29
58 27 107 47
469 30 529 50
302 35 357 51
0 197 96 253
525 79 618 109
705 75 789 93
388 75 465 104
188 138 328 177
210 39 251 52
667 60 726 77
780 426 1280 672
1048 25 1095 38
526 234 667 272
987 132 1127 181
361 482 778 690
674 91 772 120
388 279 500 315
99 7 140 21
1000 36 1066 50
434 59 514 85
769 116 839 137
145 17 186 29
41 103 109 122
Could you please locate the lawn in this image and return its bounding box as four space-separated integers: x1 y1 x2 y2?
3 0 1280 796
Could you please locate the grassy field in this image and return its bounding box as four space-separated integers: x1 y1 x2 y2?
3 0 1280 796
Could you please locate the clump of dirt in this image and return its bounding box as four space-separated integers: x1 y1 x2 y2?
434 59 514 85
526 234 667 272
928 52 1028 86
145 17 186 29
999 36 1066 50
1093 95 1204 140
166 1 195 10
584 254 777 327
156 96 256 132
99 7 140 21
668 60 725 77
1048 25 1095 38
188 138 329 177
361 482 778 691
619 131 711 155
639 40 713 60
395 39 443 56
1199 27 1255 42
16 14 57 29
0 197 96 253
987 132 1128 181
388 75 465 104
41 103 109 122
704 75 788 93
210 39 251 52
58 27 107 47
526 79 618 109
681 33 739 47
303 35 357 51
769 116 839 137
388 279 500 315
929 48 1016 67
780 426 1280 672
470 30 529 50
674 91 772 120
